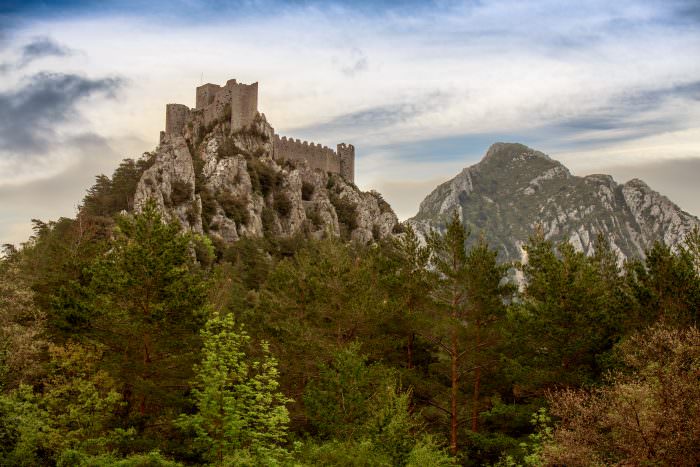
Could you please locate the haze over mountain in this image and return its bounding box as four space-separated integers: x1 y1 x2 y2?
409 143 700 263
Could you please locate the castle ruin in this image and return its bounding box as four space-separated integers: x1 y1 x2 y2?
163 79 355 183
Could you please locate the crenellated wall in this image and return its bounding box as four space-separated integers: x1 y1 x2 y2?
163 79 354 181
272 135 340 173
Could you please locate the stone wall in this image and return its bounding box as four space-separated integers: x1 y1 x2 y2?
272 135 341 174
337 143 355 183
196 83 221 109
164 79 355 182
165 104 190 136
196 79 258 131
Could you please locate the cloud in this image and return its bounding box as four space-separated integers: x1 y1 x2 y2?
339 48 368 76
0 132 125 246
0 37 73 73
0 72 123 157
18 36 72 67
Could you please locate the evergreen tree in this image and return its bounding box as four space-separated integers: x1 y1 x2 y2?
424 212 471 455
178 311 291 465
85 201 207 441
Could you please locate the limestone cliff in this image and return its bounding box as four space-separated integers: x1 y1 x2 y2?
409 143 699 263
134 114 398 244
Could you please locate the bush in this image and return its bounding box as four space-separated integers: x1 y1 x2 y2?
392 223 406 234
305 206 323 228
170 180 192 205
261 207 276 236
370 190 393 214
218 136 245 159
274 192 292 218
219 192 249 227
301 181 315 201
246 158 280 197
199 189 217 231
330 193 358 232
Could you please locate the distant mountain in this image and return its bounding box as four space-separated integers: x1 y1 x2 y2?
408 143 699 262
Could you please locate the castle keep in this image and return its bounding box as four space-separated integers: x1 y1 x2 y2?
164 79 355 182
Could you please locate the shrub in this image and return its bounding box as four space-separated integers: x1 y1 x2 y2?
305 206 323 228
261 207 276 236
392 223 406 234
218 137 245 159
330 193 358 232
372 224 381 241
301 181 315 201
246 158 280 197
370 190 393 214
274 192 292 218
200 189 217 231
219 192 249 227
170 180 192 206
186 205 199 226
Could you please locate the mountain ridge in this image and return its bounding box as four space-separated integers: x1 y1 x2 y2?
409 142 699 263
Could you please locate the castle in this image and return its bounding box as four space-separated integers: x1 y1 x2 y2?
163 79 355 183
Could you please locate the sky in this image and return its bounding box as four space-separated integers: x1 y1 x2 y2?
1 0 699 246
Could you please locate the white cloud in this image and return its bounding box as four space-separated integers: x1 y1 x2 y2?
1 0 699 244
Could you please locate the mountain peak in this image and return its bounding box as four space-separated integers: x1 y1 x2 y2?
409 143 699 263
480 142 552 166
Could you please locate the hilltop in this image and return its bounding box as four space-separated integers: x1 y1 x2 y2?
409 142 700 262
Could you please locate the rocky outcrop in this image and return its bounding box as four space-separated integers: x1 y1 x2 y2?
409 143 699 263
134 135 203 233
134 113 398 244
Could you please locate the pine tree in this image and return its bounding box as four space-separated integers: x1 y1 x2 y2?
178 311 291 465
86 201 207 428
425 212 470 455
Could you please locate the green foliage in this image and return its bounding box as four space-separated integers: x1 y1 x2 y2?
217 136 246 160
246 157 280 196
305 205 323 229
81 154 156 218
329 192 358 234
83 201 208 446
626 240 700 326
7 149 700 466
177 311 291 465
169 180 192 206
506 232 630 390
261 206 276 235
219 191 250 226
274 191 292 218
370 190 393 214
0 343 134 466
302 345 454 466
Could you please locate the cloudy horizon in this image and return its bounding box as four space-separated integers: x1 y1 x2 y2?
1 0 699 245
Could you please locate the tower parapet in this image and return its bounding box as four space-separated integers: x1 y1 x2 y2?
163 79 355 182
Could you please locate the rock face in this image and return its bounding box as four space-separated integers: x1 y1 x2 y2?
409 143 699 263
134 114 398 244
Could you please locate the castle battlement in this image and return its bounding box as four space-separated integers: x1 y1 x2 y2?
163 79 354 182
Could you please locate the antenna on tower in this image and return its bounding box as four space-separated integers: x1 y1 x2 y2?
200 73 203 84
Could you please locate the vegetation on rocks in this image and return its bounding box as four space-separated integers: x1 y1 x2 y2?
4 130 699 465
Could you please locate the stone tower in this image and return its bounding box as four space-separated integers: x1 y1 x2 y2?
337 143 355 183
195 79 258 132
165 104 190 136
162 79 356 183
